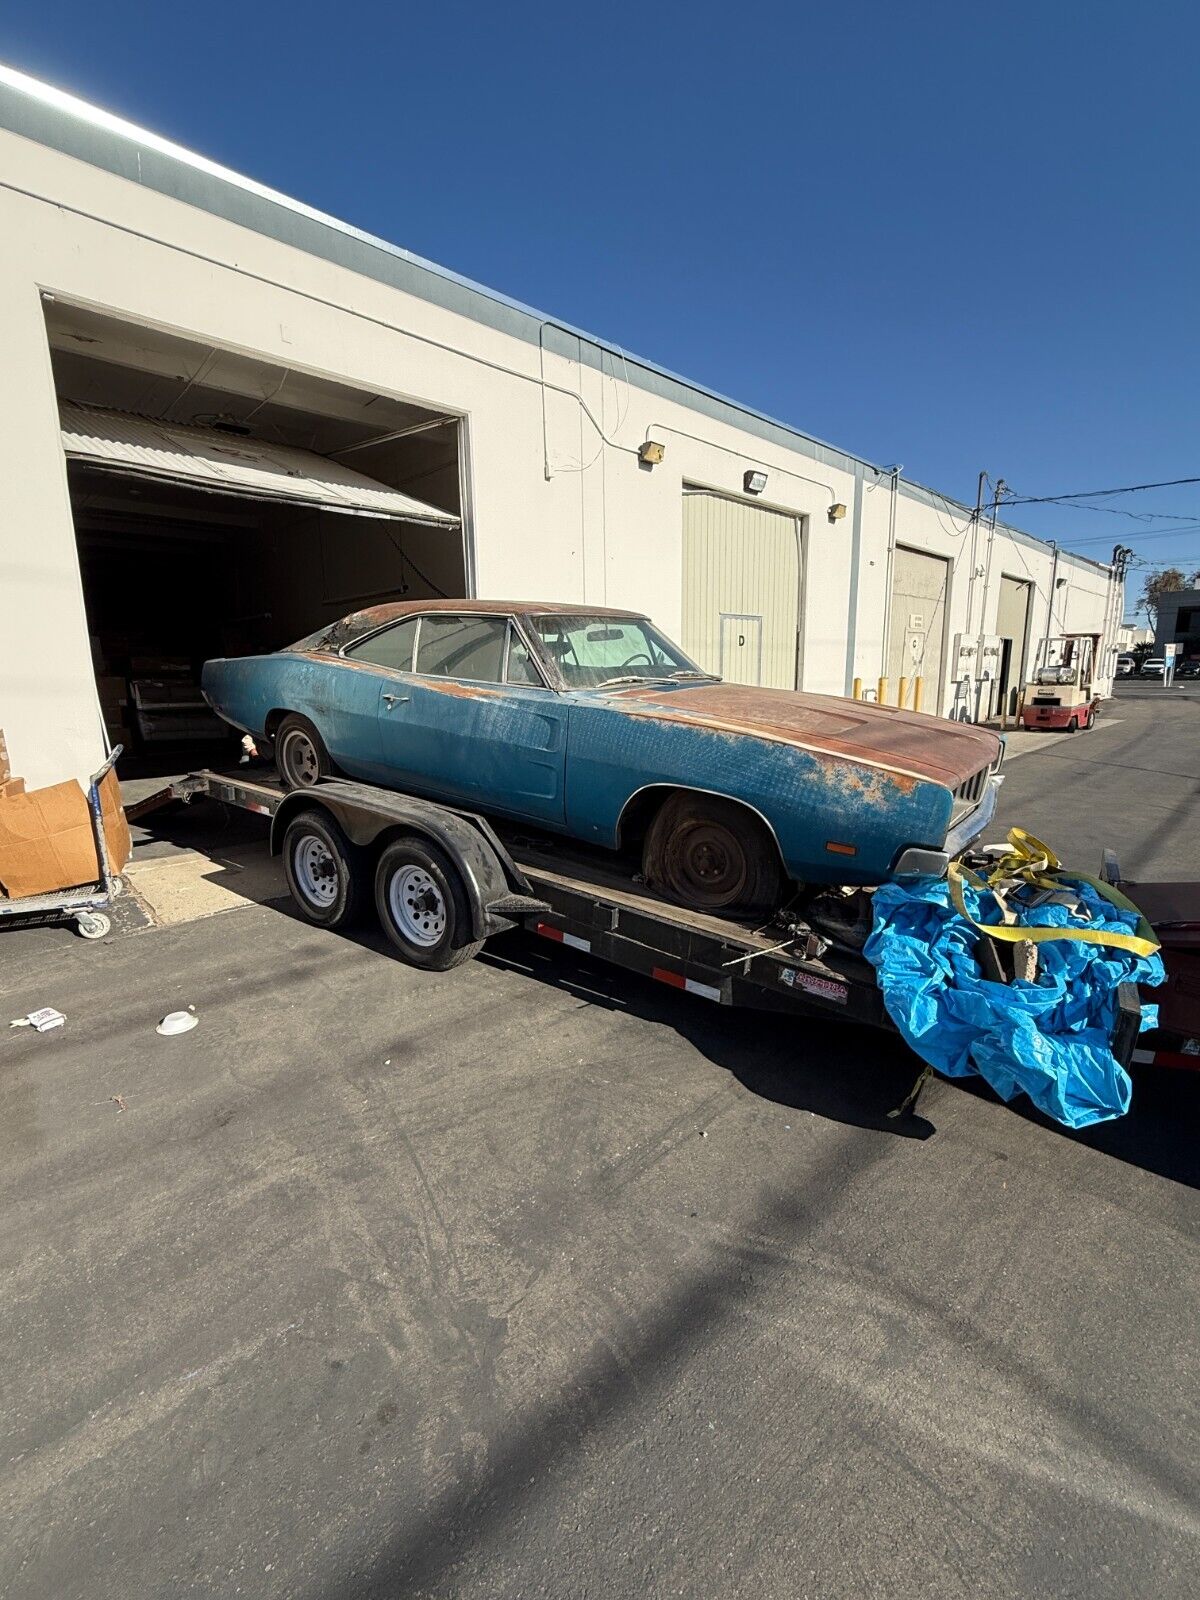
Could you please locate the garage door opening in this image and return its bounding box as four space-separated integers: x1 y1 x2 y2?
45 302 467 776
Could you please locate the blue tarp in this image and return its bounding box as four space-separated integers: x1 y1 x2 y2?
863 876 1165 1128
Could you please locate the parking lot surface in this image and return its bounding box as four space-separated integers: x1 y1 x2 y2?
1 690 1197 1599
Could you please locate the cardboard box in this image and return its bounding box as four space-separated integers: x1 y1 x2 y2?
0 768 130 899
0 728 9 784
0 777 25 800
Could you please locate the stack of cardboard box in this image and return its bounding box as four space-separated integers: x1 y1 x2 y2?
0 729 131 900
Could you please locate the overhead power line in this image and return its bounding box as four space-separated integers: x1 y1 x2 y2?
1004 475 1200 507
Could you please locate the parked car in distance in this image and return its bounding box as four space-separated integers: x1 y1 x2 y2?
1140 658 1166 679
1175 657 1200 679
1115 654 1135 678
202 601 1003 916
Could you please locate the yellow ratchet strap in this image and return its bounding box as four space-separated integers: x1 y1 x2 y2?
947 827 1160 958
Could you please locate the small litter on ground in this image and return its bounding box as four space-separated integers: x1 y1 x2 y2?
10 1007 65 1032
157 1011 198 1036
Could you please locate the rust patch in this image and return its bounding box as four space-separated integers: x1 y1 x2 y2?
612 682 999 788
416 679 506 700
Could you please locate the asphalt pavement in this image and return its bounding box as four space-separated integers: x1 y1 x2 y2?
1 689 1197 1600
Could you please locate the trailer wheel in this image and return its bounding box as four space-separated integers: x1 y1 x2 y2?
282 809 365 929
276 714 331 791
643 793 784 915
374 836 484 971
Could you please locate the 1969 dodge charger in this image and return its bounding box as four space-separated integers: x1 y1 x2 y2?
202 600 1003 914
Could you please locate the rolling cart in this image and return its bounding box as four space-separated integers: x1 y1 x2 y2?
0 747 124 940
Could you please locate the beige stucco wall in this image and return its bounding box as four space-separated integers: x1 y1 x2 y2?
0 123 1117 789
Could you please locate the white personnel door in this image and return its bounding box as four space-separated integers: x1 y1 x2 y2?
888 546 949 711
682 491 800 689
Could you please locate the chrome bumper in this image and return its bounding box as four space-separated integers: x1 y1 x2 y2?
893 774 1004 880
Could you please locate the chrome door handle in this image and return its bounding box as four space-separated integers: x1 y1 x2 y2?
382 692 409 707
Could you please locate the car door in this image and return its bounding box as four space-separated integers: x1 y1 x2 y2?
376 613 568 824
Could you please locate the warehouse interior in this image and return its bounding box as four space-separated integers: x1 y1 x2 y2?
43 301 466 763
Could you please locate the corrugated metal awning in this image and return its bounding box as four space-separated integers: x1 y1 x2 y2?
59 401 459 526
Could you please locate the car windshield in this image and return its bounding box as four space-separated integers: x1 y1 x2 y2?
530 614 712 690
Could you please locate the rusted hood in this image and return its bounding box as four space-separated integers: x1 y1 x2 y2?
613 683 1003 787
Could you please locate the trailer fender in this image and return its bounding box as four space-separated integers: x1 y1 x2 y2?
270 780 546 939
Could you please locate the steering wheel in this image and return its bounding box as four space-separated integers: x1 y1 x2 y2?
620 652 654 668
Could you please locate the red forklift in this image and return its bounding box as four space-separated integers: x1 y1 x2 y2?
1018 632 1102 732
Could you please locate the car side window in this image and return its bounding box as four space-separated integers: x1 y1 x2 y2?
415 615 507 682
506 625 544 686
344 616 418 671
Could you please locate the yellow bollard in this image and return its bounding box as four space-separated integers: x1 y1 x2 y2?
913 676 924 712
852 677 862 701
898 676 909 709
877 677 888 706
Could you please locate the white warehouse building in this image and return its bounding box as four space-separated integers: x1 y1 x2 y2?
0 64 1121 790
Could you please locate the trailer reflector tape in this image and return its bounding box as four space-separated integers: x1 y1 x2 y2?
651 966 722 1002
1132 1046 1200 1071
246 802 272 815
535 922 591 952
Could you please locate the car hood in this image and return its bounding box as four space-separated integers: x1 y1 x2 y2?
606 682 1003 788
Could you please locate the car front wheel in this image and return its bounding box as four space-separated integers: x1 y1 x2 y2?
642 793 785 916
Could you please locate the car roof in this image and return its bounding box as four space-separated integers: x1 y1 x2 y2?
286 598 647 655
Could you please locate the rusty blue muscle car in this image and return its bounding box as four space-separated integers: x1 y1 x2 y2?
202 601 1003 914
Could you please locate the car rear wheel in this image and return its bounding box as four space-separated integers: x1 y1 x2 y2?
282 810 365 928
374 836 484 971
642 793 785 916
276 714 330 791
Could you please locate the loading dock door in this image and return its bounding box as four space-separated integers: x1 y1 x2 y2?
59 402 459 528
682 491 800 689
995 575 1033 717
888 547 948 711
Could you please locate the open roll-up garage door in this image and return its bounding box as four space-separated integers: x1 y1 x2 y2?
59 403 459 527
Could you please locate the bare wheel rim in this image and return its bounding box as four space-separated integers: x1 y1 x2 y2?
281 728 320 787
387 865 447 947
668 820 748 907
293 834 339 908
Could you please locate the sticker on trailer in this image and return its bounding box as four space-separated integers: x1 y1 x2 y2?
782 969 849 1005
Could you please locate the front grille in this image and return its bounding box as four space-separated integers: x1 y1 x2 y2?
953 766 989 807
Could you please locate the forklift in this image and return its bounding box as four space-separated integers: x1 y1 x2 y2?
1018 632 1101 732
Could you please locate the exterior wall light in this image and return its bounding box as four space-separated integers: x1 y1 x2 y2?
828 502 848 522
743 470 768 494
638 440 666 465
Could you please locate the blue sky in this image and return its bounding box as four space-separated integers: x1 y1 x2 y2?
4 1 1198 614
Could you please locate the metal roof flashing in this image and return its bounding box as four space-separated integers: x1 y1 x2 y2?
0 62 1111 577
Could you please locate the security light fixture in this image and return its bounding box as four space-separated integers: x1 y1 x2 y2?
638 439 666 466
743 470 768 495
828 502 848 522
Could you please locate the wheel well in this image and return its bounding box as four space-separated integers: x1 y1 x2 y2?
263 708 291 739
617 784 787 872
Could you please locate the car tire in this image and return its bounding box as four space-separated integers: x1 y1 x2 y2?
1067 716 1079 733
374 835 484 971
642 792 786 916
282 809 366 929
1084 708 1095 730
276 714 331 791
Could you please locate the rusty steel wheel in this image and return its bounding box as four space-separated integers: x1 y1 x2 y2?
643 793 785 915
276 714 331 791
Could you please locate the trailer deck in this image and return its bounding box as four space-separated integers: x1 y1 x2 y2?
128 768 886 1028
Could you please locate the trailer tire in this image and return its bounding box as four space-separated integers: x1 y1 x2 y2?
374 835 484 971
643 792 785 915
282 809 366 929
276 714 331 791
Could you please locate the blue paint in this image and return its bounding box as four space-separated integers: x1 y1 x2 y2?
202 648 959 887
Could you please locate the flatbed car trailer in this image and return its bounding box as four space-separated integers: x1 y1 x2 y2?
127 768 1144 1077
